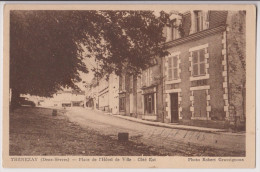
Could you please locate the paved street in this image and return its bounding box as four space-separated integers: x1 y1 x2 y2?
65 107 245 156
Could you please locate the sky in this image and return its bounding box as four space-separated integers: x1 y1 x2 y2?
76 57 96 91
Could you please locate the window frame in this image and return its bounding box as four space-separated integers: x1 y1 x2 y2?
142 68 152 87
192 49 206 77
120 75 126 91
171 19 179 40
195 11 203 32
189 44 209 81
168 55 179 81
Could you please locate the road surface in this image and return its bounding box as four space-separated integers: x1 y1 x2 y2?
64 107 245 156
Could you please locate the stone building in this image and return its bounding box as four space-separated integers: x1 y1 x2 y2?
86 74 119 114
118 58 164 121
97 77 109 111
50 90 85 107
89 10 246 130
108 74 120 115
118 73 130 116
162 10 246 129
137 59 164 121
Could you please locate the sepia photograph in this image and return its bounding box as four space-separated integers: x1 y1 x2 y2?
2 4 256 168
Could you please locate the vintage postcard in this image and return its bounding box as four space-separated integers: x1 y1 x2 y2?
2 4 256 168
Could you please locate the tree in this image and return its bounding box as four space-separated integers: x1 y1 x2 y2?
10 10 169 108
226 11 246 125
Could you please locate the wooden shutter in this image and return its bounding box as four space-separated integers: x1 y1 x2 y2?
194 90 207 117
173 56 178 79
199 49 206 75
192 51 199 76
168 57 173 80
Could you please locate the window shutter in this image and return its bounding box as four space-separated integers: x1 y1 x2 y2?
168 68 172 80
150 68 153 84
199 11 203 31
193 51 199 76
193 52 198 63
173 56 178 67
173 69 178 79
203 11 209 29
200 63 205 75
173 56 178 79
199 49 205 61
199 50 205 75
194 90 207 117
168 57 173 80
193 64 198 76
190 11 196 34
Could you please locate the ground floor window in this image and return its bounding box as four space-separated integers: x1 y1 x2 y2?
144 93 154 114
194 90 207 117
119 97 125 111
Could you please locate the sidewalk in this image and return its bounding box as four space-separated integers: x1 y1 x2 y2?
103 112 244 136
111 114 227 133
85 107 245 135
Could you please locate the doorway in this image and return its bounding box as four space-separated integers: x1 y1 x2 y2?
170 93 179 123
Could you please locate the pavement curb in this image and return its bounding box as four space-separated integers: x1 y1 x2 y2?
84 108 245 136
111 114 227 134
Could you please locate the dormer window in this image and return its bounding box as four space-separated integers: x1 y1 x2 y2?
170 20 179 40
195 11 203 32
166 19 181 42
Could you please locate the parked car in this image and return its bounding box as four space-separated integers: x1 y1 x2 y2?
18 97 36 107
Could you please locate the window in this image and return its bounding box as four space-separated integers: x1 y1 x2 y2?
142 68 152 86
168 55 179 80
119 97 125 111
170 20 179 40
144 94 154 114
119 75 125 91
195 11 203 32
167 19 179 41
192 49 205 76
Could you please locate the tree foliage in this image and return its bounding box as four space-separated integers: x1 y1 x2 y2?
10 10 169 98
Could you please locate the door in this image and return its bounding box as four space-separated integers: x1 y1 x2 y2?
144 94 154 114
170 93 179 123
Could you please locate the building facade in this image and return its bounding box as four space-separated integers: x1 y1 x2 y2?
86 73 119 114
85 10 246 130
43 90 85 107
162 10 245 129
118 58 164 121
108 74 120 114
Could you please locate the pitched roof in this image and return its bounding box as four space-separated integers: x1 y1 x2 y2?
208 11 228 28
